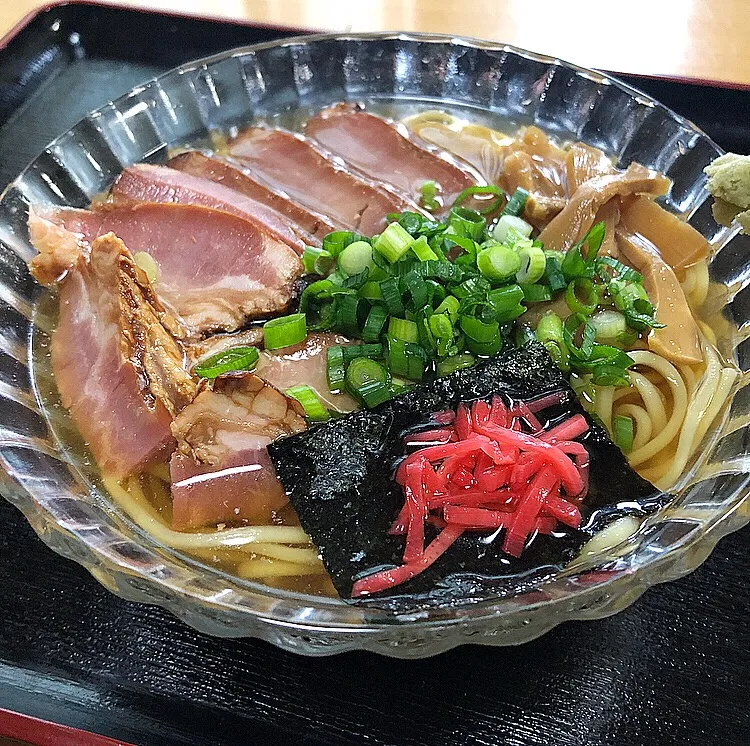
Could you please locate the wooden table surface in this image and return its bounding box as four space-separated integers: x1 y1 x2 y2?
2 0 750 87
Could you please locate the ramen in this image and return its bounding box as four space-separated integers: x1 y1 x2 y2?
27 103 736 604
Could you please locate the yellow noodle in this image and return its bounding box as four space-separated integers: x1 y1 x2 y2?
655 342 722 488
249 542 322 564
237 557 326 579
626 352 688 467
616 403 652 451
102 475 311 550
690 367 737 452
593 385 615 432
628 371 668 433
688 260 710 308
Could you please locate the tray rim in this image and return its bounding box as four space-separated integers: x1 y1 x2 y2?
2 0 750 93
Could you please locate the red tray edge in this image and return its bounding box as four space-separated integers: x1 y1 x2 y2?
2 0 750 93
0 707 135 746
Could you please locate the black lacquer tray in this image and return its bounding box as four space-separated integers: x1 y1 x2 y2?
0 3 749 744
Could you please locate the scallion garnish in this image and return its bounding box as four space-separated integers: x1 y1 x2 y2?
451 185 506 215
286 385 330 421
613 414 635 453
264 202 662 411
262 314 307 350
501 187 529 217
420 180 440 212
193 346 259 379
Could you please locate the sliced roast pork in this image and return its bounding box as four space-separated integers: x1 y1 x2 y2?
28 229 197 477
169 374 306 530
228 128 424 235
110 163 316 254
32 202 302 335
255 333 358 413
167 151 339 241
304 105 481 210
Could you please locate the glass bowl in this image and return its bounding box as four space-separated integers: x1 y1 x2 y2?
0 32 748 658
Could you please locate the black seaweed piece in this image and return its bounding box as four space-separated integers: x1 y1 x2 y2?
269 341 670 610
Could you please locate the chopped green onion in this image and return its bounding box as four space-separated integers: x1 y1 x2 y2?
362 305 388 342
488 285 526 323
263 314 307 350
335 294 363 338
501 187 529 217
565 278 599 315
452 276 491 299
535 312 569 372
476 243 522 282
459 315 502 356
302 246 335 276
385 338 428 381
389 211 446 238
341 267 370 289
194 346 259 379
492 214 533 244
359 281 382 301
381 277 405 316
428 313 454 357
323 231 365 258
412 261 462 281
596 256 643 284
613 414 634 453
342 343 384 362
373 222 414 263
420 180 440 212
448 207 486 241
345 357 389 401
590 310 628 341
286 385 330 421
338 240 373 277
388 317 420 343
543 254 567 294
521 283 552 303
326 346 346 392
516 245 546 284
452 185 506 215
435 295 460 321
436 353 476 377
624 298 665 331
592 363 631 388
400 271 429 310
611 280 648 311
410 235 440 261
359 380 397 408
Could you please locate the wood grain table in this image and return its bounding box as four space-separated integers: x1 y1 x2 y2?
2 0 750 86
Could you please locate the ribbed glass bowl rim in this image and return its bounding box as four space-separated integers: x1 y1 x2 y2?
3 31 748 645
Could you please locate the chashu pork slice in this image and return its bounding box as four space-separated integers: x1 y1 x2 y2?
228 127 424 235
28 228 197 478
31 201 303 335
304 104 482 210
169 373 306 530
110 163 317 255
167 151 339 242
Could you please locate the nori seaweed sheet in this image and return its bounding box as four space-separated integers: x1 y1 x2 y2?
269 341 669 609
